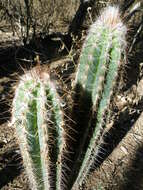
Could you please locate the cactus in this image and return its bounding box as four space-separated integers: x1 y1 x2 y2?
11 5 127 190
72 6 127 188
11 68 65 190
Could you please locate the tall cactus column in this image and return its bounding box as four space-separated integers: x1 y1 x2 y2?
73 6 127 188
11 68 65 190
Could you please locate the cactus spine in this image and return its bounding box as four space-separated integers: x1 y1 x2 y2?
73 6 127 188
11 68 65 190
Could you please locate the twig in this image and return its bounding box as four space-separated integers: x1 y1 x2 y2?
129 18 143 53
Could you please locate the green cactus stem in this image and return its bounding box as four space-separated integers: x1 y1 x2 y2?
11 68 65 190
73 6 127 188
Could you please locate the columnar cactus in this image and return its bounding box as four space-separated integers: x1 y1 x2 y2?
72 6 127 188
11 5 127 190
11 68 65 190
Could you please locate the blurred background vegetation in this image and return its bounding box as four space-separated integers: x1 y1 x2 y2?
0 0 80 41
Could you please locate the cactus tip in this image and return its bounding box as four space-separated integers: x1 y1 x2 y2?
90 6 127 41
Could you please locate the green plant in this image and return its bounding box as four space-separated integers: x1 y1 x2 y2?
11 68 65 190
72 6 127 188
11 5 126 190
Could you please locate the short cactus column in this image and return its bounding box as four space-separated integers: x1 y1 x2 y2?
73 6 127 188
11 68 65 190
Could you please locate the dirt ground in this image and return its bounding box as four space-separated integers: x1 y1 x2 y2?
0 1 143 190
